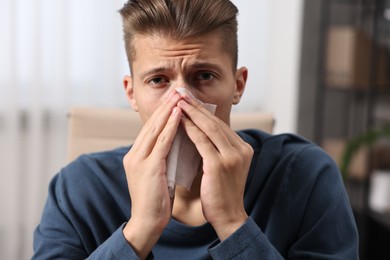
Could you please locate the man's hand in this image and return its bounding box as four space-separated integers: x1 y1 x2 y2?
177 94 254 241
122 91 182 259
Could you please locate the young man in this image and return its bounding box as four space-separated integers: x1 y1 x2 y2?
33 0 359 259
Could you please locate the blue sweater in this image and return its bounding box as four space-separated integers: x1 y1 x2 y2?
33 130 359 259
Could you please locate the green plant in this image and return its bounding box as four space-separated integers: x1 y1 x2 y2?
340 125 390 180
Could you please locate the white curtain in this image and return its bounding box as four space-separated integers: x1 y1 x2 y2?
0 1 129 259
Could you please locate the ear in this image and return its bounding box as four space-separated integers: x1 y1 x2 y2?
123 75 139 112
233 67 248 105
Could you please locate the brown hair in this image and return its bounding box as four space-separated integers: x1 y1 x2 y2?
119 0 239 71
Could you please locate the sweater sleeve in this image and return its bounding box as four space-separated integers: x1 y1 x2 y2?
87 224 141 259
285 145 359 259
32 174 140 259
208 217 283 259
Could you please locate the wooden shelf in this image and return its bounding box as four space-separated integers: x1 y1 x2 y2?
325 86 390 96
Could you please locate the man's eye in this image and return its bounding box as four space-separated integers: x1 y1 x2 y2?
196 72 215 81
148 77 169 86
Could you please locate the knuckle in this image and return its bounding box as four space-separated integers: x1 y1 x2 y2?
195 132 210 144
123 152 130 164
223 152 242 168
244 143 254 157
204 122 220 133
123 152 134 168
143 119 160 136
149 124 160 136
237 140 254 157
156 133 168 145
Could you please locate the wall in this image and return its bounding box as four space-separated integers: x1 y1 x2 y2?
232 0 304 134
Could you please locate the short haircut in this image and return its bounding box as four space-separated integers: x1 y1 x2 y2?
119 0 239 72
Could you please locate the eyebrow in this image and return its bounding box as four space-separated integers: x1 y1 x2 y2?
191 62 224 73
140 61 224 79
140 67 170 79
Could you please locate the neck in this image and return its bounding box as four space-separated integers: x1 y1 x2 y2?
172 170 206 226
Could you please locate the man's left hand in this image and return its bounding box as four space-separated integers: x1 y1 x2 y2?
177 94 254 241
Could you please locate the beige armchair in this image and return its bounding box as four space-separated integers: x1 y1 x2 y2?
67 107 275 161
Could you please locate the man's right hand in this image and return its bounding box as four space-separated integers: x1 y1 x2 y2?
122 91 182 259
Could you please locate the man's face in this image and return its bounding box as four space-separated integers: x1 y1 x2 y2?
124 32 247 125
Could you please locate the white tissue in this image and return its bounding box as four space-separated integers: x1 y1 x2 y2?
166 88 217 197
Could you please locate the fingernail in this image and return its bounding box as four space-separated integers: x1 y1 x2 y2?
167 90 175 100
172 107 179 115
177 100 187 108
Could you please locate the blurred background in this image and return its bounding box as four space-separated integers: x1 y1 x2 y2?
299 1 390 259
1 0 389 259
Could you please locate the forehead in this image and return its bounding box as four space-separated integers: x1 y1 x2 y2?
130 32 233 71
